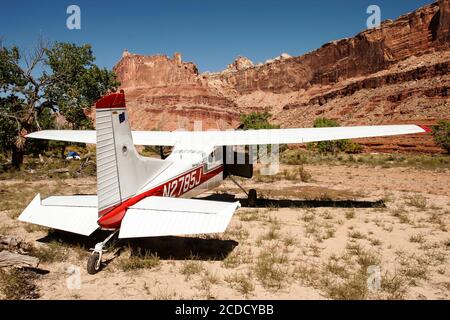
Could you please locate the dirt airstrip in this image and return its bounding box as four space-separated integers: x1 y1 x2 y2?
0 162 449 300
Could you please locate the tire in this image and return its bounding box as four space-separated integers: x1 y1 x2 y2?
248 189 257 207
87 252 101 275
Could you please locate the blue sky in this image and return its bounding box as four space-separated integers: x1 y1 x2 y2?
0 0 433 72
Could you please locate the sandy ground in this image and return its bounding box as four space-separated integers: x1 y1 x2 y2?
0 163 449 300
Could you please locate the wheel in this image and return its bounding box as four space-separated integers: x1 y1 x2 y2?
248 189 257 207
87 252 101 275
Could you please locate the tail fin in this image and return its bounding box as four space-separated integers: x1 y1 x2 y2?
95 91 171 215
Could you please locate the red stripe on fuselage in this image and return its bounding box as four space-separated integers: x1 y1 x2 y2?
97 165 224 229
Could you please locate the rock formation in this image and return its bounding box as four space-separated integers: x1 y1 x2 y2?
114 0 450 153
114 52 240 131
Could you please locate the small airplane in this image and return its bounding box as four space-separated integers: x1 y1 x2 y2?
19 91 430 274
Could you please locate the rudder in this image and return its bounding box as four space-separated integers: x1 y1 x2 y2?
95 91 171 216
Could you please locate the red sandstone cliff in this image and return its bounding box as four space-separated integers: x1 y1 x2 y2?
114 0 450 153
114 52 240 131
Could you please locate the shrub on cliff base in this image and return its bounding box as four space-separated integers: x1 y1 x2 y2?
432 120 450 153
307 118 362 154
240 111 280 130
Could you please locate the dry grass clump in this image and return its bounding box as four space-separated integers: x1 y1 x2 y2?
238 209 260 222
345 209 355 220
222 247 253 269
391 206 411 224
30 241 67 263
223 223 250 241
348 230 366 240
258 217 281 242
225 272 255 296
0 268 40 300
254 246 288 289
396 251 429 284
409 233 426 244
426 211 448 232
117 248 161 271
405 195 427 210
294 240 410 300
282 166 311 182
180 260 204 280
301 210 337 242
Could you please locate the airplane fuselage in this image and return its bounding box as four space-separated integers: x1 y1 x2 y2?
97 145 225 229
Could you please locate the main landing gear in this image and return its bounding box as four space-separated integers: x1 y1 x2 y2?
228 175 257 207
87 229 119 275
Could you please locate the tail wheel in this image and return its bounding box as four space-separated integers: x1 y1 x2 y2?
248 189 257 207
87 252 101 275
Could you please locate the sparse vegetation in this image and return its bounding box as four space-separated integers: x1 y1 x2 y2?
30 241 67 263
409 233 426 244
238 209 260 222
306 118 362 154
0 268 39 300
432 120 450 153
223 223 250 241
348 230 366 240
117 249 160 271
254 246 288 289
222 248 253 269
397 251 429 284
239 111 280 130
345 209 355 220
180 260 204 280
281 166 312 182
225 272 255 296
405 195 427 210
281 149 450 171
391 206 411 224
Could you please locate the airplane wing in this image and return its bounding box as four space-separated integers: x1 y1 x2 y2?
119 196 241 238
18 194 99 236
26 124 428 147
26 130 178 146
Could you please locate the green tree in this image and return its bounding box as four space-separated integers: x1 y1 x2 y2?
307 117 362 154
44 43 119 129
240 111 280 130
0 40 119 168
432 120 450 153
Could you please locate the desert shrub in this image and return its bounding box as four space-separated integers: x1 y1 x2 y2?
405 194 427 210
298 166 312 182
118 250 160 271
307 118 362 154
30 241 67 263
254 248 287 289
225 272 255 296
239 111 280 130
180 260 204 280
432 120 450 153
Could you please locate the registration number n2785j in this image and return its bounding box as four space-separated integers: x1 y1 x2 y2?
162 167 203 197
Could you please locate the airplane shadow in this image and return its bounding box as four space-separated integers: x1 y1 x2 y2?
36 192 383 265
38 231 238 262
123 236 238 261
198 193 385 209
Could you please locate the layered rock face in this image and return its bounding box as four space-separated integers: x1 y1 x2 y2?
115 0 449 153
114 52 240 131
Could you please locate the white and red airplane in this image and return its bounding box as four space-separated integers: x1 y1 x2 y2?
18 91 430 273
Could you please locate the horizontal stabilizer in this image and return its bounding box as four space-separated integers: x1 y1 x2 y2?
18 194 99 236
119 196 241 238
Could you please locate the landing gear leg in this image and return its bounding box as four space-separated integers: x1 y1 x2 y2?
228 175 257 207
87 229 119 275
